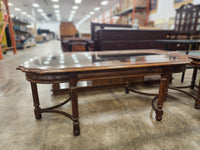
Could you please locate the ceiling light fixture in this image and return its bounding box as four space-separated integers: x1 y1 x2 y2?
71 10 76 14
21 12 27 15
101 1 109 5
8 2 13 6
75 0 82 4
32 3 40 8
52 0 59 2
14 8 21 11
54 10 60 13
90 11 95 15
53 5 59 8
37 9 43 12
94 7 100 11
72 5 79 10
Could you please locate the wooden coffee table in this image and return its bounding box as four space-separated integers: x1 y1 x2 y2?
17 50 190 136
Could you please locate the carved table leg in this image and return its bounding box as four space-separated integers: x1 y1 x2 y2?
125 82 130 94
30 82 42 119
156 74 169 121
69 74 80 136
195 80 200 109
53 83 60 90
191 67 197 89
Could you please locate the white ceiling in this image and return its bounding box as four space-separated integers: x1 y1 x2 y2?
8 0 119 24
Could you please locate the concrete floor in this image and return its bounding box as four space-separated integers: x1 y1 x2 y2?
0 40 200 150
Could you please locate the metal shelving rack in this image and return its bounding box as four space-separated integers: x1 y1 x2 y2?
0 0 17 60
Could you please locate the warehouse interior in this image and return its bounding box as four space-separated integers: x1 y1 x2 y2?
1 0 200 150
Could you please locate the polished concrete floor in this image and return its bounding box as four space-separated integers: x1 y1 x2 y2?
0 40 200 150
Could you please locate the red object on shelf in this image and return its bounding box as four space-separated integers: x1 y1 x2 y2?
0 0 17 60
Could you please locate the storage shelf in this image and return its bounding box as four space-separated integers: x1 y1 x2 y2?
12 20 30 25
115 7 147 16
14 30 29 34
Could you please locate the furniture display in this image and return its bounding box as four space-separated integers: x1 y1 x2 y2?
157 39 200 82
96 29 171 51
60 22 77 39
165 4 200 51
61 38 93 52
17 50 190 136
156 39 200 52
174 3 200 32
169 50 200 108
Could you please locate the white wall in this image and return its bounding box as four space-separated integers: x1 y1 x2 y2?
76 21 91 34
149 0 200 22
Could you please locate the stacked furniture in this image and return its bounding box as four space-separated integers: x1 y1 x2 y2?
91 22 172 51
168 3 200 50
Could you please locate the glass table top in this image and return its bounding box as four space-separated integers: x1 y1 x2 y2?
18 50 190 73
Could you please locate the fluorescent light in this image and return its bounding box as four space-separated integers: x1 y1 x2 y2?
14 8 21 11
21 12 27 15
101 1 109 5
53 5 59 8
32 3 40 8
27 15 31 18
75 0 82 4
54 10 60 13
41 13 46 16
71 10 76 14
52 0 59 2
72 6 79 10
8 2 13 6
90 11 95 15
94 7 100 11
37 9 43 12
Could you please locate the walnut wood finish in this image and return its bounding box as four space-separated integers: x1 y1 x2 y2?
17 50 190 136
169 53 200 109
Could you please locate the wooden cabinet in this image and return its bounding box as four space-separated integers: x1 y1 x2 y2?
60 22 77 38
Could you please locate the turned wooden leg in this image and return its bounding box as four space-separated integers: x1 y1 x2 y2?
169 74 173 83
69 74 80 136
164 74 170 102
181 71 185 83
31 82 42 120
191 67 197 89
195 80 200 109
53 83 60 90
125 82 130 94
52 83 60 95
156 74 168 121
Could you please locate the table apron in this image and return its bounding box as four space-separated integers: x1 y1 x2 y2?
25 65 186 84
